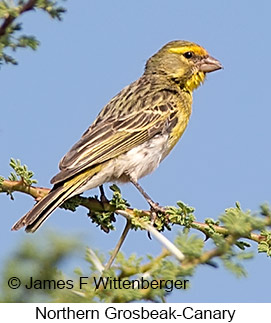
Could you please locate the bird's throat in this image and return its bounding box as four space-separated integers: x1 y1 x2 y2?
184 72 206 92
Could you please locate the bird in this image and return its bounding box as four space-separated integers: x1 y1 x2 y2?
12 40 222 233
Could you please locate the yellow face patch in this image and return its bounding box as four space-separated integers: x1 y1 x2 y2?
169 45 208 57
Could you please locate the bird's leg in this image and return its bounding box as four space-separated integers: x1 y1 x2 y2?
99 185 109 204
127 174 165 221
99 185 116 225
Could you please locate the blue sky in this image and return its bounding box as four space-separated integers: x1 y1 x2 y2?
1 0 271 302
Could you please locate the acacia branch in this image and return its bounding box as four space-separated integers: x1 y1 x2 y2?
0 179 49 200
191 220 270 245
0 0 38 37
1 179 270 249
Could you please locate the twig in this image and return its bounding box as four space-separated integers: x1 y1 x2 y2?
118 248 170 278
116 209 185 261
144 222 185 261
0 0 38 37
191 220 270 244
0 179 49 200
181 235 237 271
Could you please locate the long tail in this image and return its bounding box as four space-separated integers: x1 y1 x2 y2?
11 166 102 233
11 184 70 232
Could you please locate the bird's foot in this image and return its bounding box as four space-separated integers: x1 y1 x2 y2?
149 201 166 217
147 202 166 240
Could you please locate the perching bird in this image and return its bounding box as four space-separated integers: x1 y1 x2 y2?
12 40 222 233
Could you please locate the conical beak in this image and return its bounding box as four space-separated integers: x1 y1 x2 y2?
198 56 223 73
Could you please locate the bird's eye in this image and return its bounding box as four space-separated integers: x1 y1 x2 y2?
183 51 194 59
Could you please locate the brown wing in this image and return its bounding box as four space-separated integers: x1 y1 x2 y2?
51 80 178 184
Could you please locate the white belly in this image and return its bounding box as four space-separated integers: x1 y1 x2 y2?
113 133 169 181
73 134 169 195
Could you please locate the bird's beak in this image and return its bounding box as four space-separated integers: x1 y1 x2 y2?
198 56 223 73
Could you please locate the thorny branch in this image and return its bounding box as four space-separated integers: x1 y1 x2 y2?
1 179 270 248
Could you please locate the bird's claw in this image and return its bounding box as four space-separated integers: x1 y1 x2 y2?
150 202 166 215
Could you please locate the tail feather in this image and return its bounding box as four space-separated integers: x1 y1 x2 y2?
12 176 89 233
12 165 103 233
11 184 70 232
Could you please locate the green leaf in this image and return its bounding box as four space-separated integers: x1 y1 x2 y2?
166 201 195 227
8 158 37 185
109 185 130 209
0 0 67 67
220 203 266 237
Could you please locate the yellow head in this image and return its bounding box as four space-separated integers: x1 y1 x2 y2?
145 40 222 92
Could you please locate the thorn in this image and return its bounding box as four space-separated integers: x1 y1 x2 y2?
204 234 210 242
205 261 218 268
